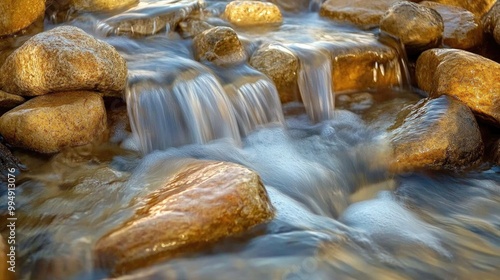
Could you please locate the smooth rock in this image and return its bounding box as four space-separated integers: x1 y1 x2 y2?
426 0 496 17
380 1 444 54
69 0 139 12
0 91 107 153
249 43 299 103
0 90 25 108
178 19 214 38
94 160 274 276
421 1 482 49
224 1 283 26
389 95 483 172
193 26 247 65
482 1 500 45
0 26 127 97
416 48 500 125
319 0 402 29
0 0 45 36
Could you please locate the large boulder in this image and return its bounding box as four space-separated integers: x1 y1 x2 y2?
0 91 107 153
380 1 444 54
94 160 274 276
425 0 496 17
193 26 247 66
482 1 500 45
0 0 45 36
0 26 127 97
389 95 483 172
224 1 283 26
421 1 482 50
416 48 500 125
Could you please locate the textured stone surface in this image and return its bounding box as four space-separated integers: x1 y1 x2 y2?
390 95 483 172
94 160 274 276
178 19 214 38
482 1 500 45
380 1 444 54
70 0 139 12
319 0 402 29
421 1 482 49
0 26 127 97
249 43 299 103
0 91 107 153
224 1 283 26
193 26 247 65
0 90 25 108
0 0 45 36
416 48 500 125
426 0 496 17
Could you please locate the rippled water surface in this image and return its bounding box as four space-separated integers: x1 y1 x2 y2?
1 0 499 279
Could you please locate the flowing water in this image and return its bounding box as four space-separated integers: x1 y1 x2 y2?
1 0 499 279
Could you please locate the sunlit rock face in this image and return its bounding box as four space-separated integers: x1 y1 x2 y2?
426 0 496 17
0 90 24 108
94 160 274 276
69 0 139 12
224 1 283 26
0 91 107 153
416 48 500 126
420 1 482 50
0 0 45 36
389 95 483 172
193 26 247 66
0 26 127 97
482 1 500 45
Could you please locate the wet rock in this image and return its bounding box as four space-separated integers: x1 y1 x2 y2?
0 26 127 97
193 26 247 65
249 43 299 103
178 19 213 38
426 0 496 17
0 91 107 153
69 0 139 12
380 1 444 54
482 1 500 45
420 1 482 50
0 0 45 36
98 0 203 36
94 160 274 276
416 48 500 125
0 90 25 108
224 1 283 26
319 0 402 29
389 95 483 172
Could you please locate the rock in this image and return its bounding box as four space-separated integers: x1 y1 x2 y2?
416 48 500 125
425 0 496 17
224 1 283 26
0 141 26 181
0 235 13 280
482 1 500 45
69 0 139 12
0 90 25 108
0 26 127 97
178 19 214 38
98 0 203 36
0 0 45 36
94 160 274 276
193 26 247 66
319 0 402 29
389 95 483 172
380 1 444 54
420 1 482 49
249 43 300 103
0 91 107 153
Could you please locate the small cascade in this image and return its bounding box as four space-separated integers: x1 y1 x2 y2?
289 44 335 123
378 32 412 90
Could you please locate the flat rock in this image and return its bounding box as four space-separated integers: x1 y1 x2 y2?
224 1 283 26
0 90 25 108
421 1 482 49
319 0 402 29
0 0 45 36
0 26 127 97
193 26 247 66
426 0 496 17
389 95 483 172
380 1 444 54
0 91 107 153
416 48 500 125
94 160 274 276
482 1 500 45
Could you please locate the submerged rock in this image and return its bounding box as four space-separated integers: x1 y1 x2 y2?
193 26 247 65
0 90 24 108
319 0 402 29
389 95 483 172
416 48 500 125
178 19 214 38
0 91 107 153
94 160 274 276
0 26 127 97
420 1 482 50
426 0 496 17
224 1 283 26
0 0 45 36
380 1 444 54
482 1 500 45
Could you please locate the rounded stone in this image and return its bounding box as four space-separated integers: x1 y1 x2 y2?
0 0 45 36
0 91 107 153
193 26 247 66
482 1 500 45
224 1 283 26
429 0 496 18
